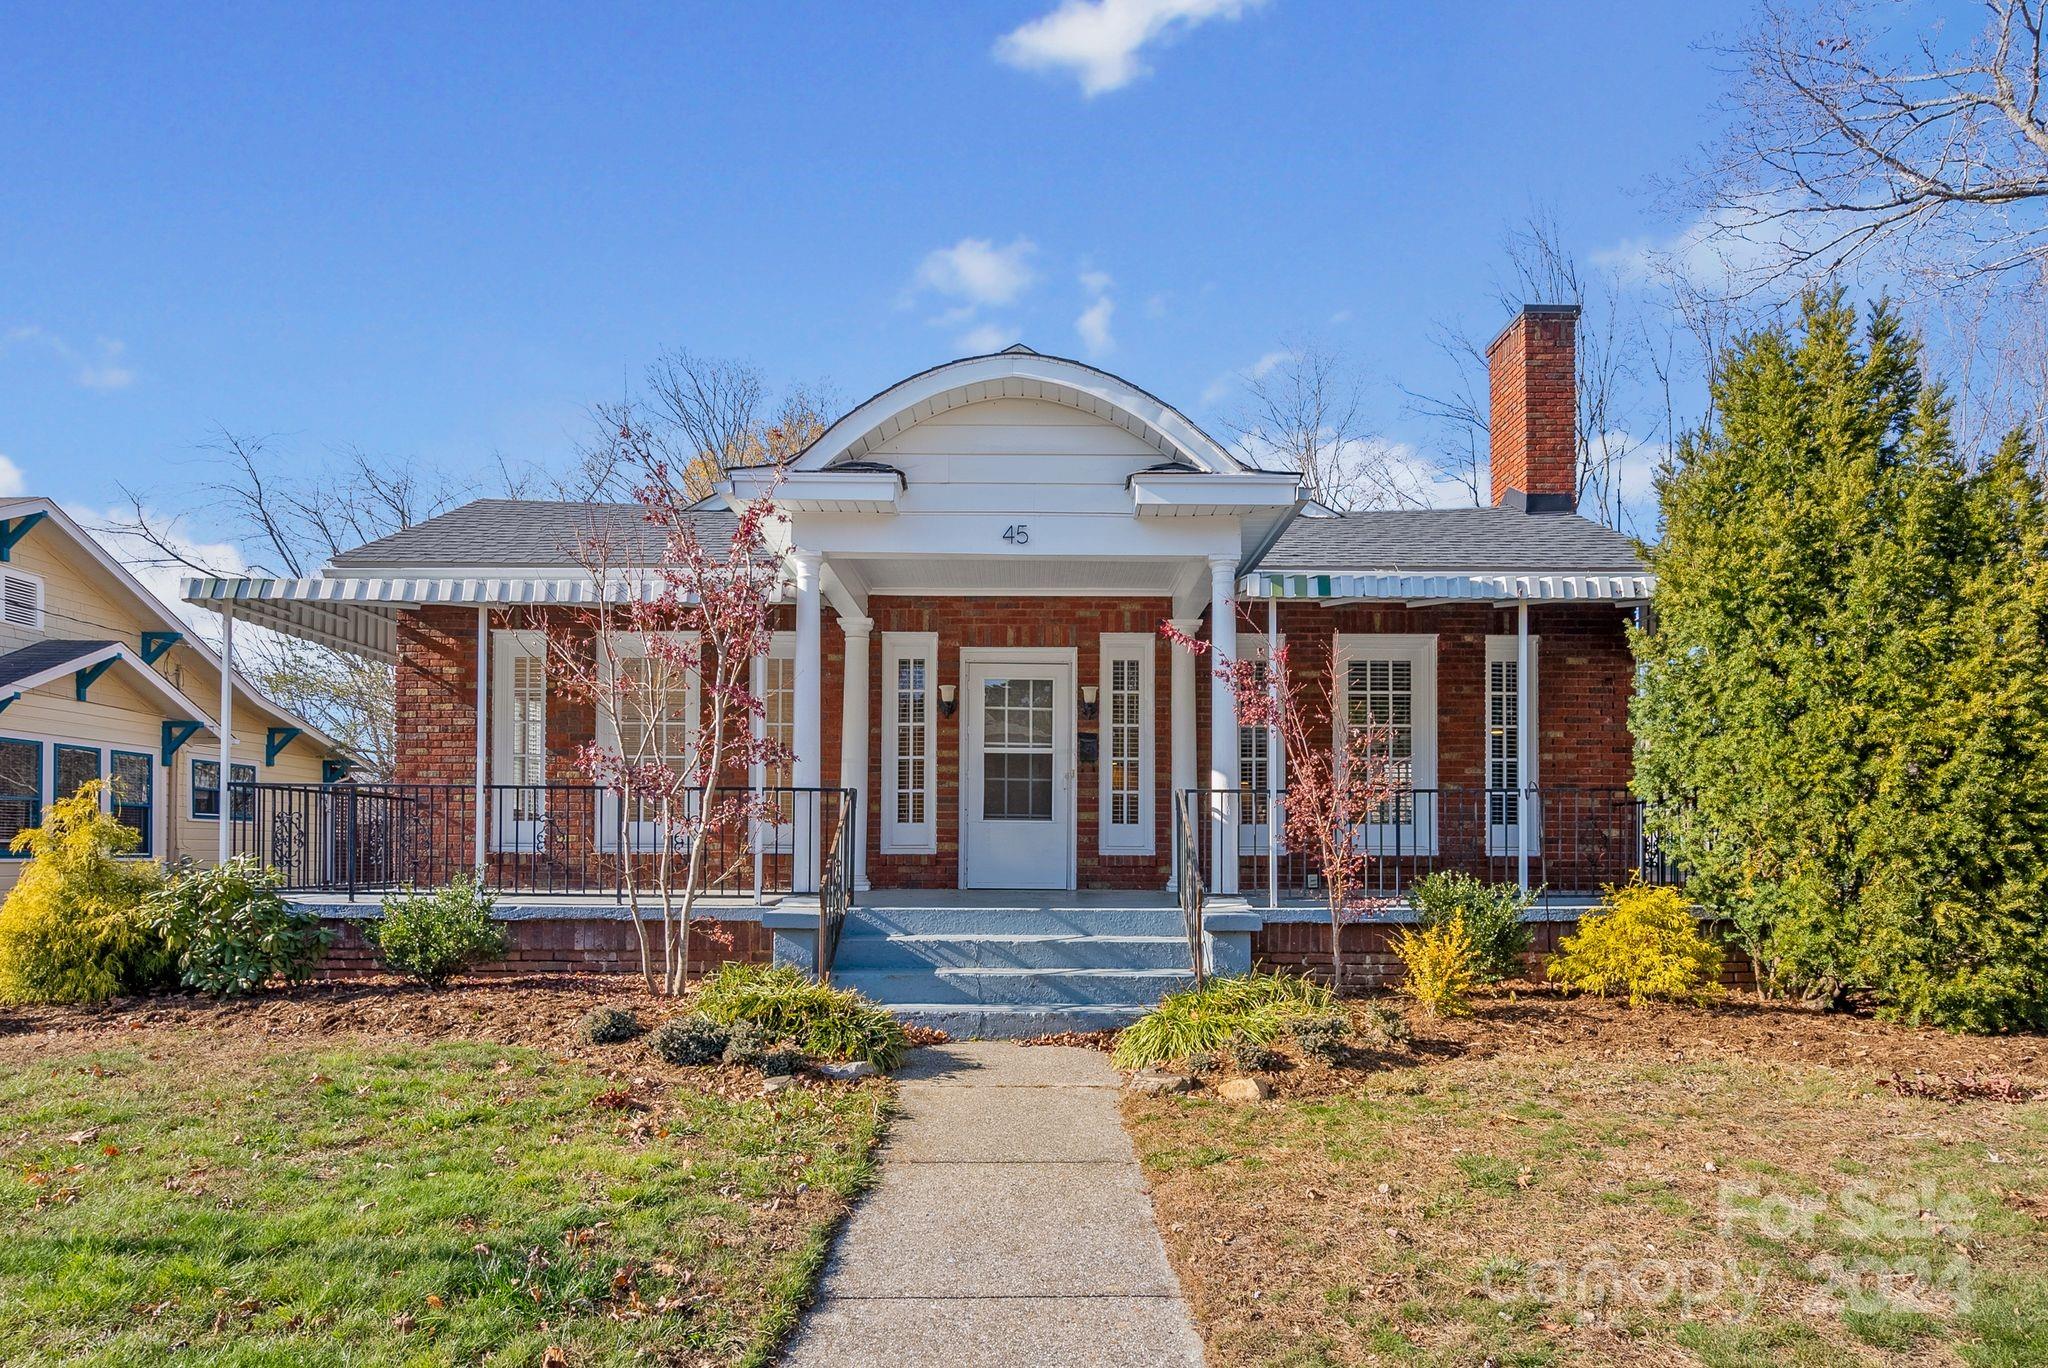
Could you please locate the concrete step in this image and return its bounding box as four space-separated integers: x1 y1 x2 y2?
833 932 1193 972
845 906 1189 939
833 966 1197 1008
883 1003 1154 1040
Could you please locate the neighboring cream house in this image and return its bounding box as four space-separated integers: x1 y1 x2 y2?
0 499 344 888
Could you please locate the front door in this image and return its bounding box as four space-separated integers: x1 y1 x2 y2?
962 659 1074 889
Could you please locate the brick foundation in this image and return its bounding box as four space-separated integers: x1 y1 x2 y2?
1251 917 1758 994
315 916 770 980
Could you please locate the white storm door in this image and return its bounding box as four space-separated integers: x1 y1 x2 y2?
962 661 1073 889
491 630 549 853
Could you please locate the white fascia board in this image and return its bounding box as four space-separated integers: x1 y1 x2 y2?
728 467 901 512
1130 471 1301 516
7 643 221 733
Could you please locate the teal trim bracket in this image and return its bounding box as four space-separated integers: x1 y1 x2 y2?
0 511 46 562
0 692 19 714
75 657 118 700
161 720 205 765
265 727 302 765
322 758 353 784
140 631 182 665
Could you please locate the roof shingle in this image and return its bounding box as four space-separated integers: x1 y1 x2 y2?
328 500 739 569
0 639 118 689
1259 507 1645 573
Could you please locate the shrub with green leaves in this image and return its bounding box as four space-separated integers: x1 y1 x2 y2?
648 1014 729 1066
1548 881 1723 1006
1408 871 1533 983
0 784 169 1004
371 877 505 987
146 857 328 997
1354 1000 1411 1050
575 1004 645 1045
1111 973 1333 1071
1290 1012 1354 1062
693 962 909 1070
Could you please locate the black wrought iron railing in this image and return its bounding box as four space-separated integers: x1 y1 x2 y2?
1178 786 1679 908
817 795 852 985
233 781 856 902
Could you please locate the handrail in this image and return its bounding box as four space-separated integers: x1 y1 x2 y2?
816 787 854 984
1174 789 1206 988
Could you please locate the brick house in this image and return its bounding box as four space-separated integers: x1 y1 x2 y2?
184 304 1656 1026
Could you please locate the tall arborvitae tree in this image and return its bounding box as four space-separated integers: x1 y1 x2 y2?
1634 292 2048 1032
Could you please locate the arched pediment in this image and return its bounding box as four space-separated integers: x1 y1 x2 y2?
792 348 1242 474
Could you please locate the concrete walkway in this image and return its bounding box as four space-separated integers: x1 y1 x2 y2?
782 1041 1204 1367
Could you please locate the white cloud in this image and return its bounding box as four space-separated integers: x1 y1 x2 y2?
3 326 135 391
0 453 25 499
1200 347 1293 407
956 322 1015 354
914 236 1038 307
1075 269 1115 356
1593 195 1801 295
995 0 1266 97
65 503 253 640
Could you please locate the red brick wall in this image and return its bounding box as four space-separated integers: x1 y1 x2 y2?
1486 305 1578 507
315 915 769 979
865 595 1175 890
1251 918 1757 993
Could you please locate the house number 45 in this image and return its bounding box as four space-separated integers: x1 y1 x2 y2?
1002 524 1030 545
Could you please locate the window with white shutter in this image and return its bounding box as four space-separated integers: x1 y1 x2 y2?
1097 633 1153 855
881 632 937 853
1484 635 1539 855
1337 634 1438 853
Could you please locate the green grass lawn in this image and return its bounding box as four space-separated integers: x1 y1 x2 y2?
1124 996 2048 1367
1 1034 888 1366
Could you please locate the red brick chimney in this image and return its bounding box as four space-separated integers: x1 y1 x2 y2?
1487 303 1580 513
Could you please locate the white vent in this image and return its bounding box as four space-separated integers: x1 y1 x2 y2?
2 572 42 630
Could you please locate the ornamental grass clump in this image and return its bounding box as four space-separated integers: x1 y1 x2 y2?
1408 871 1533 983
1548 880 1723 1006
1111 973 1335 1071
0 784 170 1005
1393 916 1479 1018
692 963 908 1070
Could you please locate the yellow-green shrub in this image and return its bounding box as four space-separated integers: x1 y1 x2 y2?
1548 880 1723 1005
1393 915 1478 1017
0 783 169 1004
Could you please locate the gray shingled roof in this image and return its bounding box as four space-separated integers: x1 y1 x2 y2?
0 639 118 689
1260 508 1645 573
328 500 740 568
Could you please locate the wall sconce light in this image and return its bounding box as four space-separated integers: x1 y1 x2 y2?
1079 684 1099 720
938 683 957 718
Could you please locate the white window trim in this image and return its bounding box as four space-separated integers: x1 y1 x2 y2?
0 568 45 631
1236 633 1285 855
749 632 797 856
490 628 549 852
880 631 938 854
593 631 700 852
1484 634 1540 857
1096 632 1154 856
1335 632 1439 855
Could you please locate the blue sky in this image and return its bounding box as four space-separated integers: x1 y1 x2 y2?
0 1 1733 561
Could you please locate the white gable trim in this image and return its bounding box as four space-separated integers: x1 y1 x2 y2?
792 352 1244 475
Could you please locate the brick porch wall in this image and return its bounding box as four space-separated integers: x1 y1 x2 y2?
1251 918 1758 993
314 915 771 979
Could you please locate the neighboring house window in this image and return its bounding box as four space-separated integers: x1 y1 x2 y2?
1484 634 1539 854
54 744 100 803
0 571 43 630
192 758 256 821
111 751 152 856
0 738 39 853
1337 634 1438 849
880 631 936 853
1098 633 1153 855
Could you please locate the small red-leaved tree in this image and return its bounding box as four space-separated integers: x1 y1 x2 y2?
547 470 791 996
1161 621 1401 991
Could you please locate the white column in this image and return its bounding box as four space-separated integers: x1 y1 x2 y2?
1268 592 1281 911
1208 555 1239 895
217 604 234 865
838 614 872 891
475 607 489 880
1166 615 1200 892
792 550 823 893
1517 601 1532 890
